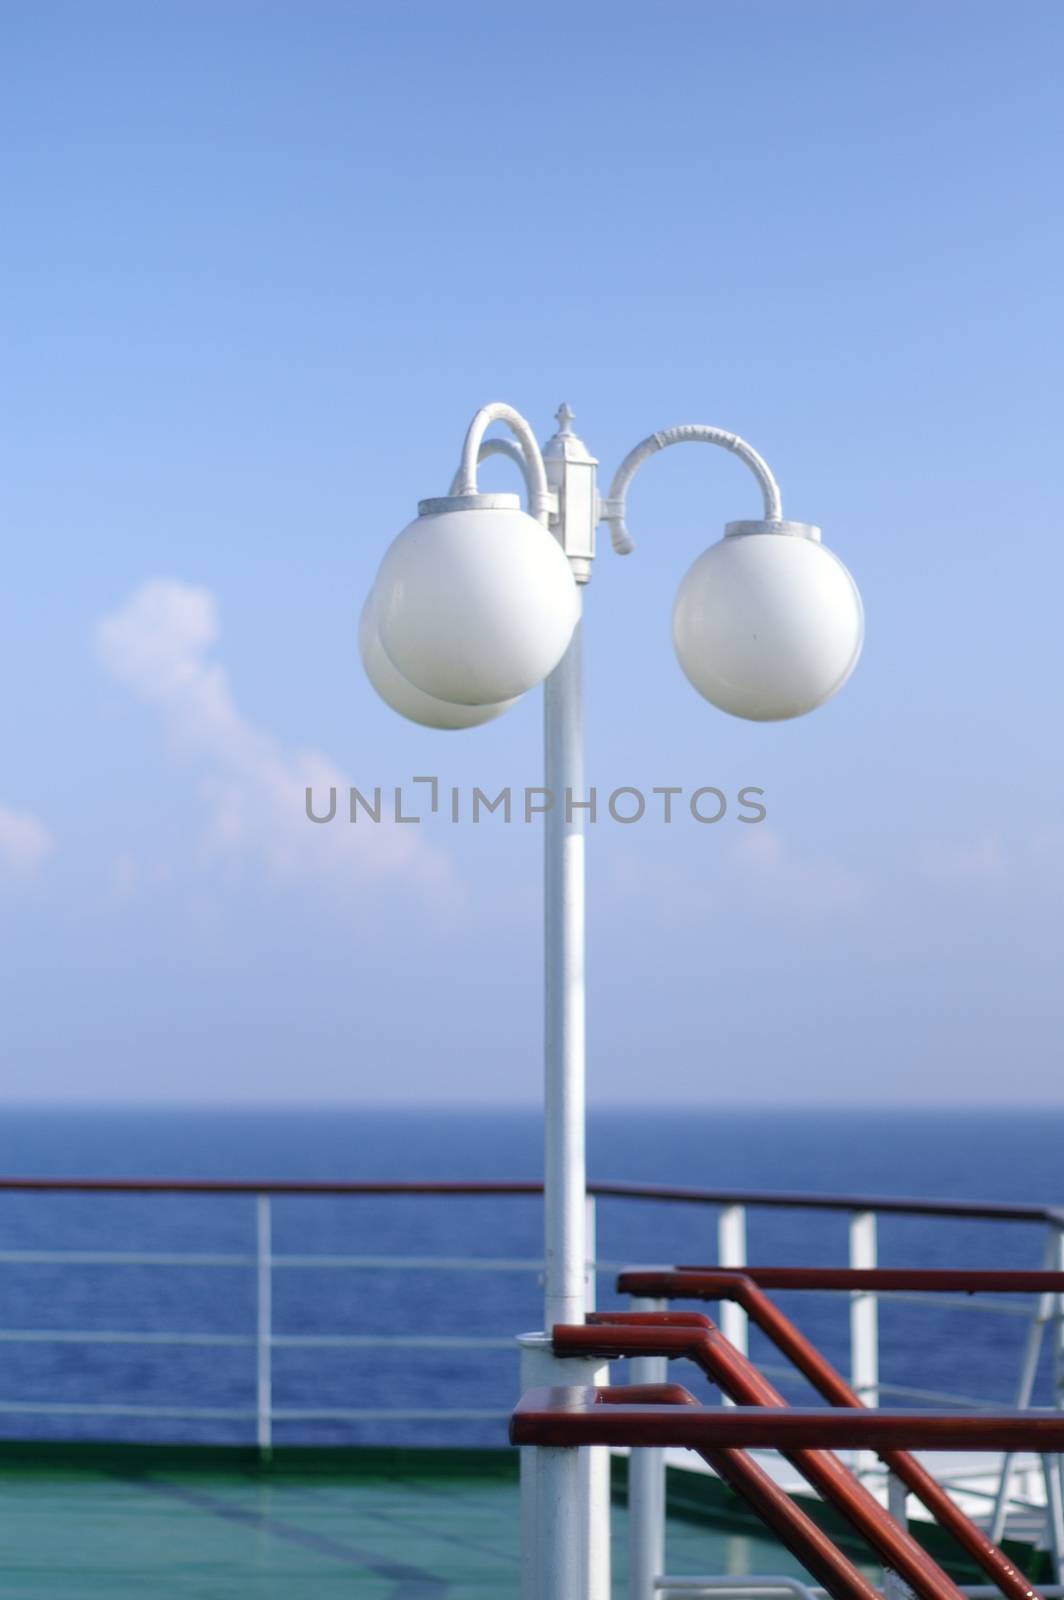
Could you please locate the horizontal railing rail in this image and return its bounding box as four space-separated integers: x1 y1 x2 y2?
512 1386 1064 1452
0 1176 1059 1223
669 1270 1064 1292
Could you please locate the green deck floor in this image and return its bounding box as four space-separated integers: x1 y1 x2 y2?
0 1446 827 1599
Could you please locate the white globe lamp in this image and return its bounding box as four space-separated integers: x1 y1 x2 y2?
672 521 863 721
359 594 518 730
374 493 579 706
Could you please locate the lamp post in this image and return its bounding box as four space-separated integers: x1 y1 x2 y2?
361 400 863 1600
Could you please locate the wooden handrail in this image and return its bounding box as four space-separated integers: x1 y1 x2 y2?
0 1178 1057 1225
660 1267 1064 1293
511 1388 1064 1452
511 1386 1064 1600
612 1269 1059 1598
565 1313 1040 1600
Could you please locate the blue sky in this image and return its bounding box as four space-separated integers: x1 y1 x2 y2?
2 1 1061 1104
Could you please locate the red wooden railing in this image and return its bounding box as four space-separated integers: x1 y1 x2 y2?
621 1267 1064 1294
615 1265 1064 1589
0 1176 1057 1225
512 1389 1064 1453
512 1387 1064 1600
557 1310 1038 1600
607 1267 1064 1595
510 1265 1064 1600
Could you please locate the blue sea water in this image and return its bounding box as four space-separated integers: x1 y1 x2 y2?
0 1107 1060 1448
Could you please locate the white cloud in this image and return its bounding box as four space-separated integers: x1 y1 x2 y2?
0 806 55 881
917 835 1004 882
95 579 457 905
604 826 866 931
725 825 866 911
1030 823 1064 862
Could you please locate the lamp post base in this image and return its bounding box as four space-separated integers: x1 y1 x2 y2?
519 1332 610 1600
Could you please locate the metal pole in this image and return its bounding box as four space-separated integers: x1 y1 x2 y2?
1053 1225 1064 1548
629 1296 668 1600
256 1192 272 1456
585 1195 612 1600
719 1204 749 1359
521 1333 607 1600
520 1338 543 1600
884 1474 912 1600
539 1445 585 1600
543 608 602 1600
585 1194 598 1315
1044 1454 1064 1585
538 407 602 1600
849 1210 878 1484
989 1227 1057 1543
544 609 587 1336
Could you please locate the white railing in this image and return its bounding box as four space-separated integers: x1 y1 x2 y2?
0 1177 1060 1491
0 1196 540 1444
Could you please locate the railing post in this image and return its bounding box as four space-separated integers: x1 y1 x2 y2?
256 1192 272 1457
584 1195 611 1600
883 1472 910 1600
1044 1453 1064 1586
520 1337 543 1600
629 1296 667 1600
849 1210 878 1483
1053 1223 1064 1571
718 1204 748 1359
585 1194 597 1314
990 1225 1058 1543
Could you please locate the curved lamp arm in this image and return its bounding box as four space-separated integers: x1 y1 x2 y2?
602 425 784 555
453 402 552 525
448 436 533 501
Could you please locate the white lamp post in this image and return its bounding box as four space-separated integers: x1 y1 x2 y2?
362 400 863 1600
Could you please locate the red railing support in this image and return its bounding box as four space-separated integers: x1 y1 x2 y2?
557 1318 970 1600
511 1389 1064 1600
521 1383 882 1600
612 1268 1061 1600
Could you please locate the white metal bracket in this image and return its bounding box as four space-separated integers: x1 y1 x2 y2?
601 424 785 555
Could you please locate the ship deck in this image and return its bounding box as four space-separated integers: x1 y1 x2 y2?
0 1444 850 1600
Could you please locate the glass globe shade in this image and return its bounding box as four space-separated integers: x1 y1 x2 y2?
374 495 579 706
672 522 863 721
359 594 517 730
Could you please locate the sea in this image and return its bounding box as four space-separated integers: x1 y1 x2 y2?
0 1106 1060 1449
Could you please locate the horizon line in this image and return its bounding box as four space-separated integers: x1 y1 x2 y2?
2 1100 1063 1114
